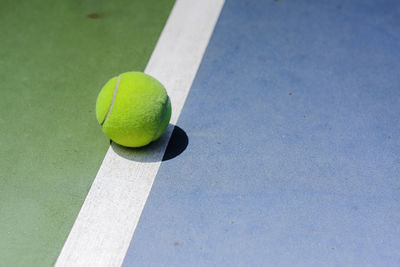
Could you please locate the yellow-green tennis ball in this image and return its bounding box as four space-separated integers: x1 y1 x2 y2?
96 72 171 147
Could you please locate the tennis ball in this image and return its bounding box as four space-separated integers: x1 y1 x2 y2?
96 72 171 147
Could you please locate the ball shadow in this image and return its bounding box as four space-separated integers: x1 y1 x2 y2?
110 125 188 163
162 126 189 161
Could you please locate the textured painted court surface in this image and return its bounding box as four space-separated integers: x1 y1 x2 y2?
124 0 400 266
0 0 174 266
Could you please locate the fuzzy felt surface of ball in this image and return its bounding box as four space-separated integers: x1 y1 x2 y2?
96 72 171 147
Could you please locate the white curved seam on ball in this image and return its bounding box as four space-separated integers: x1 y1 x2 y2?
151 95 170 141
101 75 122 126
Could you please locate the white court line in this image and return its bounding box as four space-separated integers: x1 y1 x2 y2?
55 0 225 266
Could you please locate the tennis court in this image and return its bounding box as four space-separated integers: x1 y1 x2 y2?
1 0 399 266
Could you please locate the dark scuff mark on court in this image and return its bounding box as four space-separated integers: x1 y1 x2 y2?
87 13 101 19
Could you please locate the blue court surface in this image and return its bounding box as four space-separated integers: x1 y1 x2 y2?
123 0 400 266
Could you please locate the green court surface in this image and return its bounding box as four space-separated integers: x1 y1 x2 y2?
0 0 175 265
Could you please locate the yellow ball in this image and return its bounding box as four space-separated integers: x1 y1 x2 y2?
96 72 171 147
